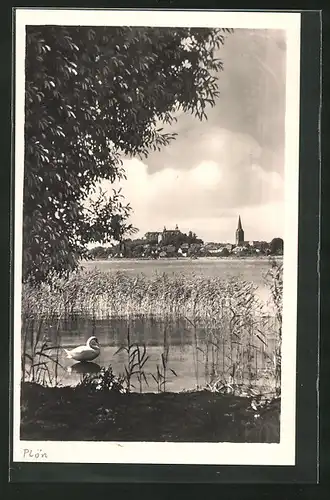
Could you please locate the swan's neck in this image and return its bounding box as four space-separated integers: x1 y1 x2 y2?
87 340 100 351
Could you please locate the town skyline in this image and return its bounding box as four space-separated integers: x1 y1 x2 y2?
137 214 282 246
87 213 282 250
88 214 283 259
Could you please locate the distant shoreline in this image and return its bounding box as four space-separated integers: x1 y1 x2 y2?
82 255 283 265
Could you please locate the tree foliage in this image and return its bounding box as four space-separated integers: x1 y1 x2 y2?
270 238 284 255
24 25 232 282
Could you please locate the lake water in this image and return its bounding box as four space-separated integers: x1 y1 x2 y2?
84 256 272 282
25 258 280 392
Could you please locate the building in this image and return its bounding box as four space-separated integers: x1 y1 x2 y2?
232 245 248 254
204 242 221 251
163 244 176 255
145 225 182 245
248 240 269 251
161 224 181 244
145 231 161 244
235 215 245 246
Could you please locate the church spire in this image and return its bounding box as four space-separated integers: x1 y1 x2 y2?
235 215 244 245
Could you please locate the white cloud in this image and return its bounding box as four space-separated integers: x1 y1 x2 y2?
100 153 284 242
190 161 222 189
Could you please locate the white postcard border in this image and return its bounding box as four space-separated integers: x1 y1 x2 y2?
13 9 301 466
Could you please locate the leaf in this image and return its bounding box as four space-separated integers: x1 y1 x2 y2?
256 334 267 346
31 361 48 368
161 353 166 370
142 371 149 386
42 345 61 351
129 361 141 372
114 346 127 356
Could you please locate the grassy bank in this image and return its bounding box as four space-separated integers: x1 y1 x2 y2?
21 381 280 443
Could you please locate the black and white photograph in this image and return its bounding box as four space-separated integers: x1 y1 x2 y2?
13 9 301 466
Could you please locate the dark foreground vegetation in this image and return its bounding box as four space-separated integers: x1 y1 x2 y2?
21 382 280 443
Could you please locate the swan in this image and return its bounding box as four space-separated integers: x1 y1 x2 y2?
64 336 100 362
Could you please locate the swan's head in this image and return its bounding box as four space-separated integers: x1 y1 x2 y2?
86 336 100 349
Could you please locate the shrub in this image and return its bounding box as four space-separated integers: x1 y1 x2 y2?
78 365 127 394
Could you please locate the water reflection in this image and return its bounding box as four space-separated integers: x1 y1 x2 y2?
39 314 279 392
67 361 101 375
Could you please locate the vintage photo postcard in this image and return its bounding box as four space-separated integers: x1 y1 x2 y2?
12 9 301 467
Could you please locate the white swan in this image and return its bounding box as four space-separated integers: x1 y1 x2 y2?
64 336 100 362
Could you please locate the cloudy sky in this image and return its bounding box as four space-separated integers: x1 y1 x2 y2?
108 28 287 244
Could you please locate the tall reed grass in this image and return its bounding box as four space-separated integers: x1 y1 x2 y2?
114 327 150 393
21 315 63 386
22 269 268 321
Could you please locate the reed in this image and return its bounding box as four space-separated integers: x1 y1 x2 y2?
21 262 283 395
264 259 283 396
114 327 150 393
151 323 178 393
21 316 63 386
22 270 268 321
